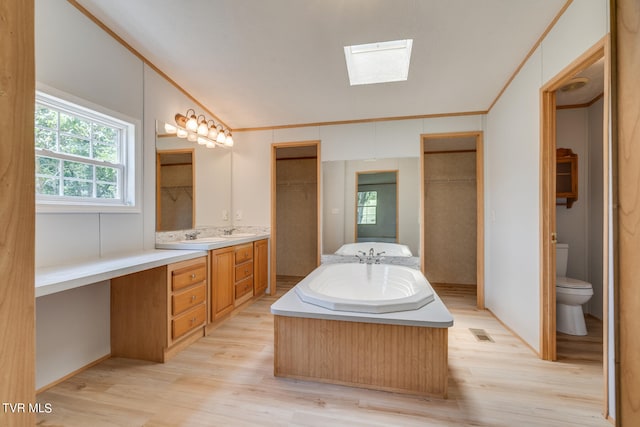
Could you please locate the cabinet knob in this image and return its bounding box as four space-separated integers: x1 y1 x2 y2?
191 295 197 301
191 273 196 279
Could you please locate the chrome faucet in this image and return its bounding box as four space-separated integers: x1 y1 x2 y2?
222 228 236 236
184 230 201 240
355 248 386 264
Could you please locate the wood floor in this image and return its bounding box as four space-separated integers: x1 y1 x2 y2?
36 279 609 426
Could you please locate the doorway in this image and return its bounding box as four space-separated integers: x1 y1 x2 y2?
156 149 194 231
270 141 321 295
420 131 484 309
539 37 609 413
356 171 398 243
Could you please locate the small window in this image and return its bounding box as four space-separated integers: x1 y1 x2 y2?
34 91 137 211
357 191 377 224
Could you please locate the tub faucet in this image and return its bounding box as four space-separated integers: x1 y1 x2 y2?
184 230 201 240
356 251 367 263
223 228 236 236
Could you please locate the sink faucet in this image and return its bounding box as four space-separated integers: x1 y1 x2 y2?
222 228 236 236
184 230 201 240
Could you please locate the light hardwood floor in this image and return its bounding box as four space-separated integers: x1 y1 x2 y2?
37 279 609 426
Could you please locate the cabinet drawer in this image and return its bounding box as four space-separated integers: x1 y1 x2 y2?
235 261 254 281
172 304 206 340
234 243 254 264
234 277 254 300
172 263 206 291
172 283 206 316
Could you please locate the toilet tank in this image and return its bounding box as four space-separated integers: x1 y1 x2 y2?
556 243 569 277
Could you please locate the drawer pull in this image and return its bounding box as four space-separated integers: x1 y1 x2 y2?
191 273 196 279
191 295 196 301
245 269 249 274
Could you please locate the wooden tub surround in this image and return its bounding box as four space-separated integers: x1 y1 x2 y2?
271 276 453 397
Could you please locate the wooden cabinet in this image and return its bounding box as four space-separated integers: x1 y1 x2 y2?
556 148 578 208
111 256 208 363
210 246 235 320
253 239 268 295
209 239 269 323
169 259 207 343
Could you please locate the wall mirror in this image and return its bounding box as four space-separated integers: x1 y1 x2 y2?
156 150 194 231
356 171 398 242
322 157 420 256
156 121 232 232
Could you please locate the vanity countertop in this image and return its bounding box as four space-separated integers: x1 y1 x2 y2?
36 249 206 298
155 232 270 250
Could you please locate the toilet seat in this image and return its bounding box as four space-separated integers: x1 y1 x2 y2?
556 276 593 290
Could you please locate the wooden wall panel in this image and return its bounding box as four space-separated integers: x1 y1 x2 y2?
0 0 36 425
614 0 640 424
274 316 448 397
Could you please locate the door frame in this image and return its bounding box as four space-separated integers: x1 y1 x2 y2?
270 140 321 295
539 36 610 414
420 131 485 309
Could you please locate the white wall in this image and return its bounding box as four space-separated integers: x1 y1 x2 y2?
485 0 608 352
34 0 213 389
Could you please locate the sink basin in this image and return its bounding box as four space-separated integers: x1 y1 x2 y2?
180 237 227 243
221 233 255 238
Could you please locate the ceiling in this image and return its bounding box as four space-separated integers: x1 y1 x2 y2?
75 0 569 130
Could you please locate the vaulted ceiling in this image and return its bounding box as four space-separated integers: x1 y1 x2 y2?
75 0 569 130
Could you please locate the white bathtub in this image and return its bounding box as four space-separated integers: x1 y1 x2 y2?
335 242 413 257
294 263 434 313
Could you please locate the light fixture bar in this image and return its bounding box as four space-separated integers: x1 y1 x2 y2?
169 109 233 148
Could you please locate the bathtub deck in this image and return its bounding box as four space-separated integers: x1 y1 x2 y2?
274 315 449 397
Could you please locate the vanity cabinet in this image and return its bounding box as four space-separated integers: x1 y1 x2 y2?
209 239 269 322
210 246 235 320
253 239 268 295
111 256 208 362
556 148 578 208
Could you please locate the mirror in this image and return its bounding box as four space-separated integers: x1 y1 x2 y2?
156 150 194 231
356 171 397 242
322 157 420 256
156 121 232 231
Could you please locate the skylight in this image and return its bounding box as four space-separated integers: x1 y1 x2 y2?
344 39 413 86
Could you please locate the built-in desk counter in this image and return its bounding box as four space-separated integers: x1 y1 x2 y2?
35 249 206 298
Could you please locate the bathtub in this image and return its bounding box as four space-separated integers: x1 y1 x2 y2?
334 242 413 257
294 263 434 313
271 263 452 397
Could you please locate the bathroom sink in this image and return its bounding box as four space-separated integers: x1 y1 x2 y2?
221 233 255 238
180 237 227 243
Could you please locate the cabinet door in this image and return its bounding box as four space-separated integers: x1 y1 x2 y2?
254 239 269 295
211 247 235 319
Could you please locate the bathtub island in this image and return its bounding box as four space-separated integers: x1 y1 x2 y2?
271 263 453 398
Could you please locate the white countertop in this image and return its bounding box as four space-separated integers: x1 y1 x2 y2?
36 249 206 297
271 283 454 328
155 232 270 250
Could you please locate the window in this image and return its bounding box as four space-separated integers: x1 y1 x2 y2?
357 191 378 224
34 91 137 211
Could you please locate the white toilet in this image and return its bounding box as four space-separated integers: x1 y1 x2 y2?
556 243 594 336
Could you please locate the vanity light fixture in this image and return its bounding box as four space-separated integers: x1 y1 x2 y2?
170 109 234 149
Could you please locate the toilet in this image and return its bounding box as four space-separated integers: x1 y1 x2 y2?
556 243 594 336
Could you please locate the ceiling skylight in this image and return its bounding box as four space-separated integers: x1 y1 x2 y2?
344 39 413 86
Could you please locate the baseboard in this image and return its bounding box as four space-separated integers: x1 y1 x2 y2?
36 353 111 394
485 308 540 357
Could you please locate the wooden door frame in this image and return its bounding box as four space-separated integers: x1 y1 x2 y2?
270 141 321 295
420 131 485 309
539 36 610 414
